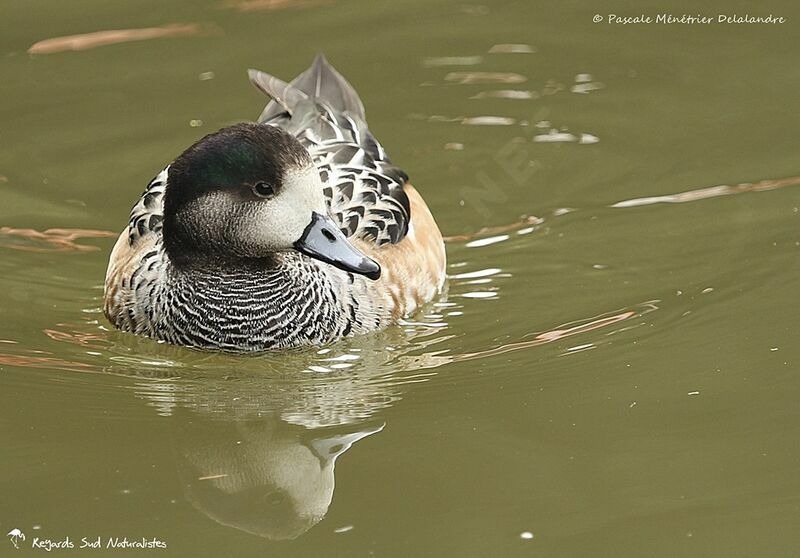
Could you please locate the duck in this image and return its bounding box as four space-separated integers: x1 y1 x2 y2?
104 54 446 352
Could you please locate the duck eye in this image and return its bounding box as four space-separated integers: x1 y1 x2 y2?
253 181 275 198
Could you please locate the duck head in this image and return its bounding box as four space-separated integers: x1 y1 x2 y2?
163 122 380 279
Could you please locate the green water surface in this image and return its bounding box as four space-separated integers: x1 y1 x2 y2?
1 0 799 556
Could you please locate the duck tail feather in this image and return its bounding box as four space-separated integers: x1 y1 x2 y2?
248 68 309 122
289 53 366 119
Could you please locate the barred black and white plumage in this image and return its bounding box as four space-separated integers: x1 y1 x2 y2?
127 168 167 245
252 57 412 248
104 55 446 352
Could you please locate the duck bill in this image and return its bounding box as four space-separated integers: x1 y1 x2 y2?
294 212 381 280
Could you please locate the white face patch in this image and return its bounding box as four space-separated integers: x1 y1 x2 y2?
174 164 329 258
239 165 328 252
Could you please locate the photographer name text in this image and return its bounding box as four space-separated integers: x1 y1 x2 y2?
594 13 786 25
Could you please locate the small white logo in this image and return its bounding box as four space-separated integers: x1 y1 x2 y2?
7 528 25 549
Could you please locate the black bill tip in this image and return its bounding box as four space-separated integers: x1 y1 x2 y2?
294 212 382 281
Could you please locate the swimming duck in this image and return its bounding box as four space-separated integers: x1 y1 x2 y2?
104 55 446 352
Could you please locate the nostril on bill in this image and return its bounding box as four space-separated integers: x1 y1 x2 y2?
321 228 336 242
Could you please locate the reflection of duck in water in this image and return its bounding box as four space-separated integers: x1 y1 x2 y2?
128 351 404 541
176 413 382 540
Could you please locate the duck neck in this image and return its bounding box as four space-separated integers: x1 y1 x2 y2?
160 252 352 351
